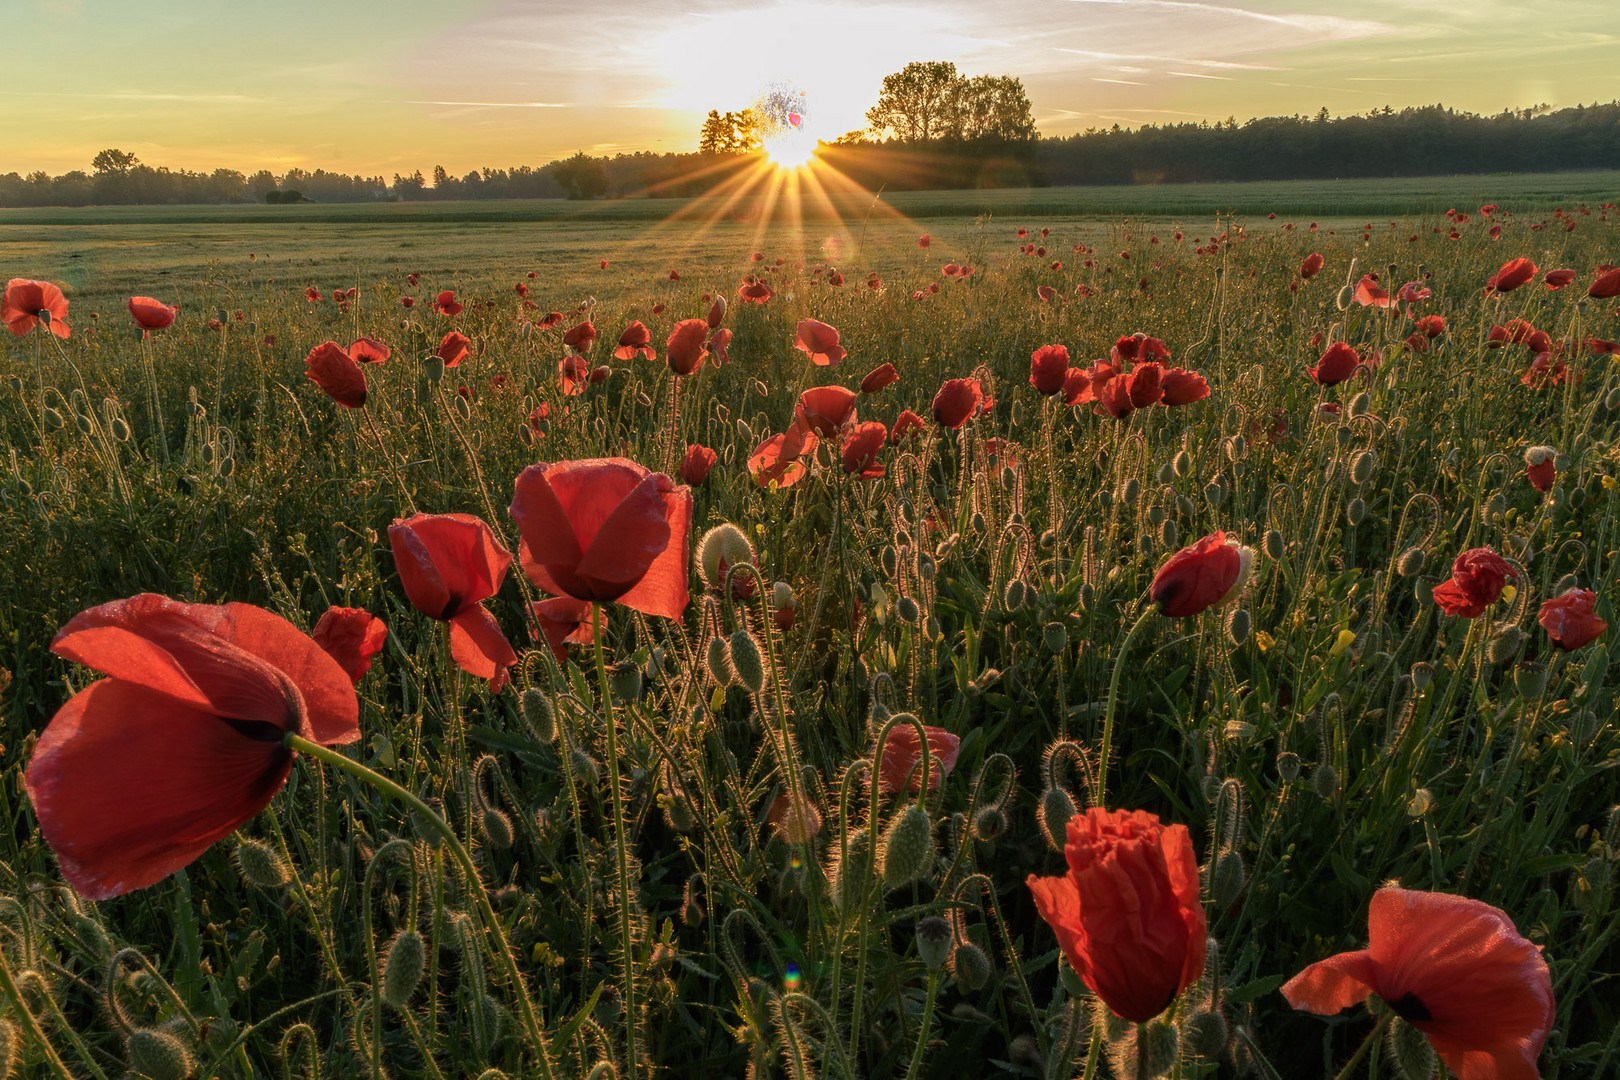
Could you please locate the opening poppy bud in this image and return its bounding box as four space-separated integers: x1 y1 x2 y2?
950 941 992 990
1003 579 1026 612
897 596 921 624
1346 497 1367 526
1396 547 1425 577
1486 626 1525 665
915 915 954 970
1311 764 1339 801
1038 785 1078 851
698 523 754 590
1276 751 1300 783
1385 1016 1438 1080
520 688 556 744
1225 608 1251 646
972 805 1007 843
1406 789 1433 818
480 807 514 851
234 839 291 889
608 659 643 702
1043 622 1068 653
880 804 934 889
728 629 766 694
381 930 427 1009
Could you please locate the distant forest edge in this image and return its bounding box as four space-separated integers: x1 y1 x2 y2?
3 101 1619 208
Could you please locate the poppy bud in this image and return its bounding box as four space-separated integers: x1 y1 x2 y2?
1159 517 1179 549
1311 764 1339 801
234 839 291 889
480 806 514 851
381 930 427 1009
1122 478 1140 506
521 688 555 744
728 629 766 694
681 878 705 926
1486 626 1525 665
1203 480 1224 507
1346 497 1366 526
1410 661 1433 690
73 412 92 435
1003 579 1026 612
109 417 131 442
1038 785 1077 851
1148 505 1166 527
999 465 1017 492
1414 579 1434 607
1606 387 1620 411
897 596 920 624
42 406 63 431
1406 789 1433 817
1210 849 1246 910
1157 462 1177 484
706 636 731 687
1263 529 1284 560
1385 1016 1438 1080
972 805 1007 843
950 941 992 990
1276 751 1300 782
915 916 953 970
1225 608 1251 646
6 375 21 394
1182 1008 1228 1060
1396 547 1425 576
1173 449 1192 477
881 804 934 889
1350 450 1377 486
127 1026 194 1080
661 766 694 833
570 748 601 786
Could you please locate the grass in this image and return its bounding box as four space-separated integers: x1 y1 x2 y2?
1 172 1617 1080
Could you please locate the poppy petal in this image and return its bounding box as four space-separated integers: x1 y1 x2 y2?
1281 949 1381 1015
616 483 693 620
574 472 675 591
447 606 516 692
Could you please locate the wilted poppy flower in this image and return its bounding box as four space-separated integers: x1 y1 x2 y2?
680 443 717 485
530 596 595 664
562 321 597 353
509 458 692 619
861 362 899 394
738 279 773 304
749 426 818 488
840 421 887 479
614 321 654 362
24 594 360 899
707 327 732 366
1111 333 1170 365
433 290 464 316
1538 588 1607 650
1126 362 1164 408
1030 344 1071 395
666 319 710 375
1151 531 1252 617
312 606 388 684
794 318 846 366
1036 285 1057 303
876 723 960 793
792 386 857 438
1027 808 1206 1023
706 294 727 329
1352 276 1392 307
932 377 984 429
1432 547 1515 618
344 335 389 365
1543 268 1575 290
1282 886 1553 1080
127 296 177 334
1159 367 1210 406
389 513 518 690
1588 338 1618 356
1523 445 1556 493
1300 253 1324 279
304 341 367 408
891 409 925 444
1488 258 1538 293
436 331 471 368
1589 267 1620 299
3 278 70 339
1310 342 1361 386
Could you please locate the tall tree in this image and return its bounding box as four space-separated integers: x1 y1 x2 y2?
865 61 962 142
698 110 728 154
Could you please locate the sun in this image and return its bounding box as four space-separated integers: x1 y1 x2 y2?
764 131 817 171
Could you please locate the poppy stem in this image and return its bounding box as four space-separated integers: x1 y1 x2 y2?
901 970 940 1080
1097 607 1158 807
1331 1006 1395 1080
282 733 557 1080
0 948 76 1080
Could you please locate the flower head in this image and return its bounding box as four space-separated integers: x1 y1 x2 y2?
304 341 367 408
388 513 518 690
312 606 388 684
1538 588 1608 650
1432 548 1515 619
1030 344 1071 395
1151 532 1252 617
127 296 177 333
666 318 710 375
3 278 70 339
876 724 960 793
932 377 985 429
795 318 846 366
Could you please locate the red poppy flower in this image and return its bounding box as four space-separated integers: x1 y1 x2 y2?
406 273 420 286
1524 446 1555 493
127 296 177 333
562 321 597 353
400 296 416 308
1300 253 1324 279
1151 531 1251 617
348 336 390 364
1589 267 1620 299
1159 367 1210 406
509 458 691 620
891 409 925 444
304 286 322 303
1487 258 1537 294
1414 315 1446 339
1543 268 1575 290
1310 342 1361 386
917 233 930 248
840 421 887 479
436 331 471 368
389 513 518 690
3 278 70 339
749 427 818 488
668 269 681 281
531 596 595 664
680 443 717 486
1110 334 1170 365
861 362 899 394
304 341 367 408
876 723 960 793
515 282 529 298
1520 353 1568 389
1097 374 1135 419
1064 362 1117 406
794 318 846 366
434 290 464 316
1282 886 1553 1080
1538 588 1607 650
1432 547 1515 618
1397 281 1433 304
1030 344 1071 395
1588 338 1618 356
558 355 590 396
706 294 727 329
932 377 984 429
25 594 359 899
1127 362 1164 408
1352 276 1392 307
738 279 773 304
941 263 960 277
1027 808 1206 1023
312 606 388 684
1036 285 1056 303
795 385 858 437
707 327 732 366
666 319 710 375
825 271 844 287
614 321 654 362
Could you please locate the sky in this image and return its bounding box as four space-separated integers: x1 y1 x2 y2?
3 0 1616 177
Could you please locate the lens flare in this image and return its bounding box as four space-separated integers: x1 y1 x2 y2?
783 963 801 991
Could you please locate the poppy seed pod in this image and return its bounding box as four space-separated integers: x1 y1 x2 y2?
1514 661 1548 700
1043 622 1068 652
608 659 643 702
880 804 934 889
1203 480 1225 507
381 930 427 1009
1276 751 1301 783
915 916 953 970
234 839 291 889
127 1028 194 1080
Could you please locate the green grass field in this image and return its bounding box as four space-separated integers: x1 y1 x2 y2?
1 171 1618 1080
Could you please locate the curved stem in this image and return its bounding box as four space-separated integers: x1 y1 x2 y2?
1097 607 1158 807
282 734 555 1080
0 949 75 1080
1331 1007 1395 1080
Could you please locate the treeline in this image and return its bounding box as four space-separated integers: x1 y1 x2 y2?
3 101 1617 207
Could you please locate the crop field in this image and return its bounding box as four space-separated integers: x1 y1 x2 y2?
0 171 1618 1080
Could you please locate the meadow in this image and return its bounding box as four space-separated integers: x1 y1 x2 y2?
1 171 1617 1080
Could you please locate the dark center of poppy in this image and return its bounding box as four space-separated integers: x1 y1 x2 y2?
222 716 292 743
1388 992 1432 1023
438 592 463 620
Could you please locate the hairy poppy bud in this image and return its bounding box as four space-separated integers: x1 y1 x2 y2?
698 523 753 590
1486 626 1525 665
1159 517 1179 548
1157 462 1177 484
1003 579 1026 612
1122 478 1141 506
1038 785 1077 851
1173 449 1192 477
1311 764 1339 801
1406 789 1433 818
973 806 1007 843
1395 547 1425 577
608 659 642 702
681 878 704 926
109 416 131 442
915 916 953 970
1276 751 1300 782
1410 661 1434 690
570 748 601 786
521 688 555 744
1350 450 1377 486
1346 497 1366 526
1385 1016 1438 1080
1263 529 1285 560
728 629 766 694
381 930 427 1009
897 596 921 624
950 941 991 990
880 545 899 577
1183 1008 1228 1059
234 838 291 889
5 375 21 395
830 831 873 913
706 636 731 686
127 1028 194 1080
42 406 63 431
1225 608 1251 646
480 807 514 850
1210 849 1247 910
881 804 934 889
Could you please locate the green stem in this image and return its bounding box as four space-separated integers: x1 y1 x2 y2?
902 972 940 1080
1332 1008 1395 1080
282 733 556 1080
0 949 75 1080
1097 607 1158 807
590 602 641 1080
